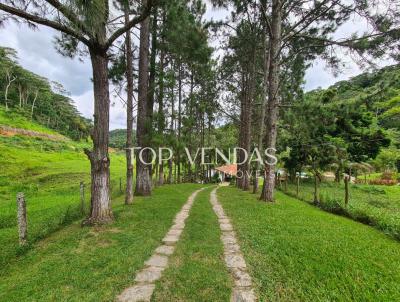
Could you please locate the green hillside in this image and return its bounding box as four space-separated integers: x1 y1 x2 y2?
281 64 400 177
0 109 125 268
109 129 136 149
307 63 400 134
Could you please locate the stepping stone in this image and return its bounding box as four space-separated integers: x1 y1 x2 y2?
174 215 187 224
209 188 257 301
155 245 175 255
219 218 230 224
145 254 168 268
221 223 233 231
171 222 185 230
225 254 247 269
135 266 164 283
167 229 182 237
231 268 252 287
117 284 155 302
116 188 205 302
231 288 256 302
162 234 180 245
224 242 241 254
221 232 237 245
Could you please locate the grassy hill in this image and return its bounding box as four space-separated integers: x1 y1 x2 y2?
0 108 125 268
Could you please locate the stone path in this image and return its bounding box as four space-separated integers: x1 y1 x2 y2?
210 187 257 302
116 188 204 302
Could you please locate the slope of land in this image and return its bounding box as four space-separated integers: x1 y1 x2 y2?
0 109 125 268
218 187 400 301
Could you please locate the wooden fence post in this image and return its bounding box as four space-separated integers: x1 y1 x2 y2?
16 192 27 246
344 175 349 206
119 177 122 193
80 182 85 214
296 175 300 198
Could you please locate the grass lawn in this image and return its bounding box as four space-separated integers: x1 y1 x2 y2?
282 180 400 240
0 135 126 268
0 183 204 302
152 186 231 301
218 186 400 301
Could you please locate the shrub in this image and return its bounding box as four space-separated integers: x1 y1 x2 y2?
369 179 397 186
381 171 393 180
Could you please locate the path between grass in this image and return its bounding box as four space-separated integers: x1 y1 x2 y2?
210 186 256 302
152 186 232 302
117 187 205 302
0 184 204 302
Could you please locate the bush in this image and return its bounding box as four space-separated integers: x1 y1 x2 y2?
381 171 394 180
369 179 397 186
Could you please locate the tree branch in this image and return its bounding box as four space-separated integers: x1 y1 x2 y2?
0 3 90 45
43 0 91 37
105 0 156 49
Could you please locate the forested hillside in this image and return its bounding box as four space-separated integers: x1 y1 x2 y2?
109 129 136 149
0 47 91 140
311 64 400 131
280 64 400 177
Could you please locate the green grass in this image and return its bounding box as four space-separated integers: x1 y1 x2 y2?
281 180 400 240
0 107 59 135
218 186 400 301
152 186 231 301
0 183 204 302
0 134 126 268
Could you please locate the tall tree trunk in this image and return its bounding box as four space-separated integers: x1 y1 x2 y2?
237 73 246 189
147 8 158 179
157 14 165 186
5 72 16 111
177 59 182 183
124 7 134 205
260 0 282 202
30 90 38 120
135 2 152 196
253 32 270 194
84 48 113 224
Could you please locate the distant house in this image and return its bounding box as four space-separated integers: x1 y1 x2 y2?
215 164 237 182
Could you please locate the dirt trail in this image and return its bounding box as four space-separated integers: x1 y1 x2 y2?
0 125 66 141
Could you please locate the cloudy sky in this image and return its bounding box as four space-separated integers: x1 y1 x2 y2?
0 3 393 129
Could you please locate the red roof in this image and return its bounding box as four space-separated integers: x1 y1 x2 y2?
215 164 237 175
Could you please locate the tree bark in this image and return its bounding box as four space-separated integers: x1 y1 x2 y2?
5 71 16 111
260 0 282 202
84 48 113 224
30 90 38 120
124 6 134 205
135 1 152 196
157 14 165 186
237 73 246 189
253 33 270 194
177 60 182 183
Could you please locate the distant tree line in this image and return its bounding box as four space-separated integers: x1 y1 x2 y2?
0 47 91 140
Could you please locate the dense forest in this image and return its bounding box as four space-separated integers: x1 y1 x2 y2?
0 47 91 140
